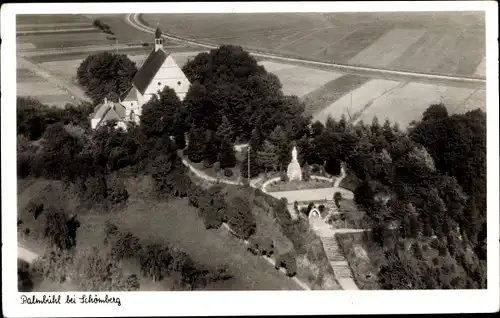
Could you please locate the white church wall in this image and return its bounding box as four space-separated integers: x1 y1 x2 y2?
143 55 190 100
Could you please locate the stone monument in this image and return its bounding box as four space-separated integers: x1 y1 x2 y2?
287 146 302 182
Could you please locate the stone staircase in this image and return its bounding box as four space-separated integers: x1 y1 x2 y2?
320 235 353 279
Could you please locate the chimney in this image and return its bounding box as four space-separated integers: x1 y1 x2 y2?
104 97 108 105
154 24 163 52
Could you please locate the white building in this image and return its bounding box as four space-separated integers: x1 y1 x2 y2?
91 26 191 129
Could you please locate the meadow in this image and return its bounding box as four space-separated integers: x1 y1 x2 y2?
143 12 485 77
17 178 302 291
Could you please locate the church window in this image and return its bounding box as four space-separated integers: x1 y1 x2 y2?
177 81 181 86
158 82 162 86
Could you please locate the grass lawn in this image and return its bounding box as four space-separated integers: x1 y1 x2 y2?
109 197 300 290
265 178 333 192
17 178 300 291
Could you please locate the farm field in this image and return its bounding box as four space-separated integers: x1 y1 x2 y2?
260 61 344 97
17 67 76 108
17 31 117 50
355 82 479 128
16 14 90 25
143 12 485 77
313 79 402 122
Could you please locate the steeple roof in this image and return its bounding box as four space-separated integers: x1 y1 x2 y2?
155 26 162 39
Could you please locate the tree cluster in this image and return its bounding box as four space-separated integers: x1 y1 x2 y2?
182 45 309 167
77 52 137 104
104 222 232 290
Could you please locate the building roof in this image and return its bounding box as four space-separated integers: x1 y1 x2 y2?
132 48 169 95
120 86 138 102
155 26 162 39
92 100 127 128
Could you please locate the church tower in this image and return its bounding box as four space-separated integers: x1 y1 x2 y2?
154 25 163 52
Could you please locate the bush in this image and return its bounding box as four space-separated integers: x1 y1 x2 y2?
247 236 275 257
109 230 141 261
275 252 297 277
18 259 34 292
203 159 213 169
106 174 129 205
224 168 233 177
43 205 78 251
280 170 289 182
225 195 257 240
198 186 227 229
188 184 206 208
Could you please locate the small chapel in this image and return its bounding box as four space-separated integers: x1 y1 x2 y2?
91 26 191 129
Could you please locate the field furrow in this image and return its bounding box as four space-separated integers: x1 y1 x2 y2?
474 57 486 78
313 78 400 122
348 28 426 68
388 29 461 74
356 82 478 128
16 14 90 24
453 31 486 77
453 89 486 114
266 64 344 97
302 74 370 117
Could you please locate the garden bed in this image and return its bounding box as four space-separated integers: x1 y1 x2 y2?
265 177 333 192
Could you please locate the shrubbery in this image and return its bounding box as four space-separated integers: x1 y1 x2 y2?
247 236 275 257
275 252 297 277
225 195 257 240
92 19 113 34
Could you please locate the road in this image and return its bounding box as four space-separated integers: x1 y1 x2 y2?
17 56 91 103
126 13 485 90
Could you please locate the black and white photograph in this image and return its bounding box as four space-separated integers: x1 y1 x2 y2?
2 1 499 316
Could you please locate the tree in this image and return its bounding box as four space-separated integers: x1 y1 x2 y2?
75 246 140 291
215 116 235 144
186 126 208 163
333 192 343 209
139 243 172 282
106 173 129 205
202 133 218 166
302 162 311 181
140 87 184 139
218 138 237 169
43 205 77 251
422 103 448 122
325 158 342 175
257 140 279 174
77 52 137 104
269 126 290 171
225 195 257 239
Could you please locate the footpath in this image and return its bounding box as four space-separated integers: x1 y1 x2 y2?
181 157 363 290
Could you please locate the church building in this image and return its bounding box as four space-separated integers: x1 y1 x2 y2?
91 26 191 129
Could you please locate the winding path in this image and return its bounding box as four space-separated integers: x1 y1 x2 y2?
18 245 39 263
181 157 364 290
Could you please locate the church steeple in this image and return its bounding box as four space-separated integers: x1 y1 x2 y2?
154 24 163 52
